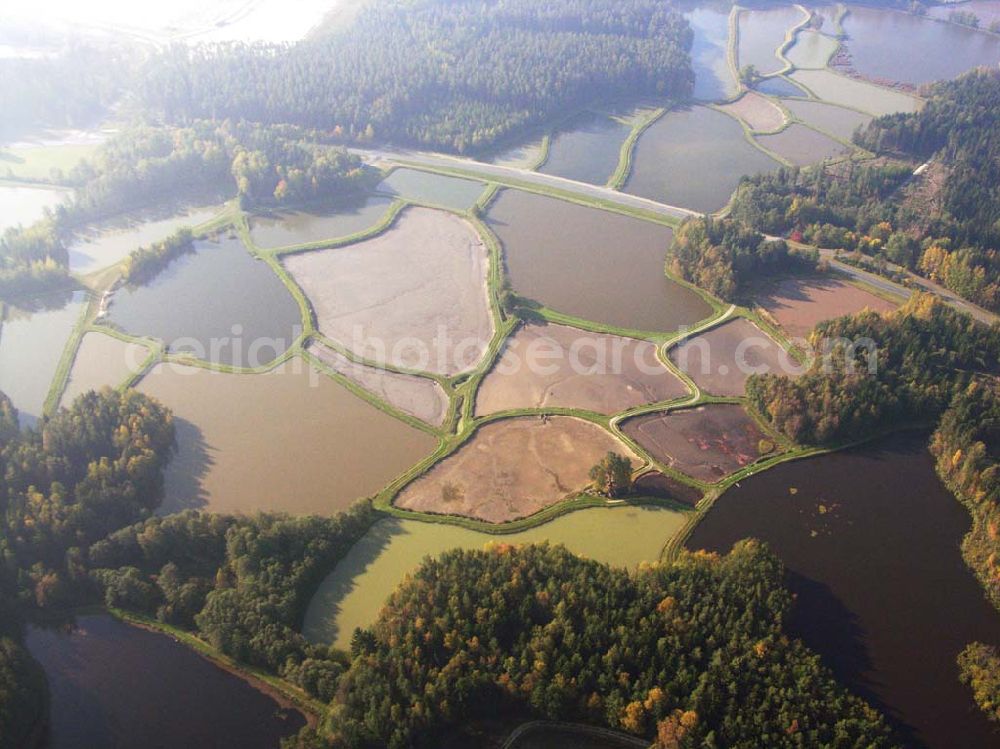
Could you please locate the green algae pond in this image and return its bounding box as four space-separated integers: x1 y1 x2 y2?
303 505 690 649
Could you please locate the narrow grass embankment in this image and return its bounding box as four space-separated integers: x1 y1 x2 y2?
607 106 668 190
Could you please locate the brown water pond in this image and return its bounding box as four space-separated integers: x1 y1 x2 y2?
687 434 1000 749
26 613 305 749
486 190 711 333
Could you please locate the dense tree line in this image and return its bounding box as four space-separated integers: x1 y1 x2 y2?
746 294 1000 444
0 121 369 301
930 380 1000 610
0 389 175 596
325 541 896 748
669 216 815 301
0 594 46 749
133 0 692 153
730 69 1000 311
958 642 1000 724
87 504 378 701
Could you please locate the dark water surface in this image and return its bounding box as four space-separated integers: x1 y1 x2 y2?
26 614 305 749
688 434 1000 749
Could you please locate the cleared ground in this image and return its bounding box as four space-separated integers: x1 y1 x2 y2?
395 416 638 523
755 276 896 339
138 360 437 516
717 92 786 132
285 207 495 376
61 333 150 407
622 404 770 482
475 323 687 416
307 341 449 426
670 318 794 397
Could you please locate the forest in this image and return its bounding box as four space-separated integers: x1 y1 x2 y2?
0 0 692 154
669 216 815 301
0 121 370 301
730 69 1000 312
324 541 896 748
746 294 1000 445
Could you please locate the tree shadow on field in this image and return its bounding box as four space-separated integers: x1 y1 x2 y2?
156 416 212 513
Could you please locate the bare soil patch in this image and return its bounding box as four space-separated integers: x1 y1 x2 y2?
475 323 687 416
307 341 449 426
755 276 896 339
395 416 639 523
284 207 494 376
670 318 794 397
622 404 770 482
717 92 786 132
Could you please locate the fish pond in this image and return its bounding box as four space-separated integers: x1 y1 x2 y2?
376 168 486 211
842 5 1000 86
303 505 690 649
105 236 301 367
737 5 807 76
0 290 86 427
486 190 712 332
624 105 781 213
248 194 396 249
688 434 1000 749
0 183 68 232
26 614 305 749
138 360 438 516
537 111 631 186
686 5 740 102
68 206 221 275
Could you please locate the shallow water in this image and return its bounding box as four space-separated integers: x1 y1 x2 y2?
139 360 438 516
688 434 1000 749
785 29 840 68
26 614 305 749
303 505 689 649
248 194 395 249
624 105 780 213
0 183 68 232
68 207 221 275
782 98 872 141
687 6 740 102
738 5 807 75
538 111 632 186
106 236 301 367
486 189 712 332
756 123 850 165
0 290 85 427
376 168 486 211
842 5 1000 85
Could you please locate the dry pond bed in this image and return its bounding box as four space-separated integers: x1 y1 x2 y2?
395 415 639 523
285 207 494 376
622 404 772 482
755 276 896 339
475 323 688 416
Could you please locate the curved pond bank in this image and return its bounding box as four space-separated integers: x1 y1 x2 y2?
304 505 689 650
687 434 1000 749
26 614 305 749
